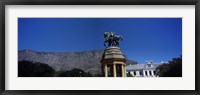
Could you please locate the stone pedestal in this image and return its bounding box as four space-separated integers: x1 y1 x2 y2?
101 46 127 77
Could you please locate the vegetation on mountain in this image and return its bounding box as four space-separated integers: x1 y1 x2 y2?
18 60 55 77
19 60 103 77
58 68 93 77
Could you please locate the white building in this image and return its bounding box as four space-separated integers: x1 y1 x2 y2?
126 61 164 77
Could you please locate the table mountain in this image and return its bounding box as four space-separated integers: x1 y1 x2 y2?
18 49 137 75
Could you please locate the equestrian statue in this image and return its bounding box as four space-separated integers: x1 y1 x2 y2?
104 32 123 47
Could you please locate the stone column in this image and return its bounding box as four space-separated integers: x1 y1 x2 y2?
104 64 108 77
113 64 116 77
147 70 150 77
121 65 124 77
151 70 154 76
130 71 134 76
143 70 146 77
124 65 127 77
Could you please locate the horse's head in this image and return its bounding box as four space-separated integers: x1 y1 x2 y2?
104 32 110 38
115 35 123 41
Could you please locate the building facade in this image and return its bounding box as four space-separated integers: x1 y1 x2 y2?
126 61 164 77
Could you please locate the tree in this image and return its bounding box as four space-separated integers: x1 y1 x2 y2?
58 68 93 77
127 73 134 77
155 56 182 77
18 60 55 77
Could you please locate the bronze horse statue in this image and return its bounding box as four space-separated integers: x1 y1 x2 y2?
104 32 123 47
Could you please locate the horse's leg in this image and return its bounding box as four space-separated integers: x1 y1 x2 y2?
114 40 118 47
114 42 116 46
110 42 113 46
113 40 117 46
108 41 112 47
112 41 115 46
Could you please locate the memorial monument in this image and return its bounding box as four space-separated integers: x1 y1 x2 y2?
101 32 127 77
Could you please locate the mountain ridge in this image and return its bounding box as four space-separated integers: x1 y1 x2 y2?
18 49 137 75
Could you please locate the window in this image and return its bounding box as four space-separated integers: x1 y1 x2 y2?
133 71 136 75
154 71 156 75
149 70 152 75
145 71 148 75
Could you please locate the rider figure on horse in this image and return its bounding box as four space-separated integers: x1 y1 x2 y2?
104 32 123 47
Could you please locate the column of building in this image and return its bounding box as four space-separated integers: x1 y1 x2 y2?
143 70 146 77
104 64 108 77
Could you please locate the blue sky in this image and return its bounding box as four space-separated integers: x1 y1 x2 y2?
18 18 182 64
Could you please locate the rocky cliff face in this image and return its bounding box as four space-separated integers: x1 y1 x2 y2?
18 49 137 75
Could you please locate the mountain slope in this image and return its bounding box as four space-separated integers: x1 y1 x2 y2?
18 49 137 75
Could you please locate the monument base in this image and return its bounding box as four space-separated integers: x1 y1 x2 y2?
101 46 127 77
